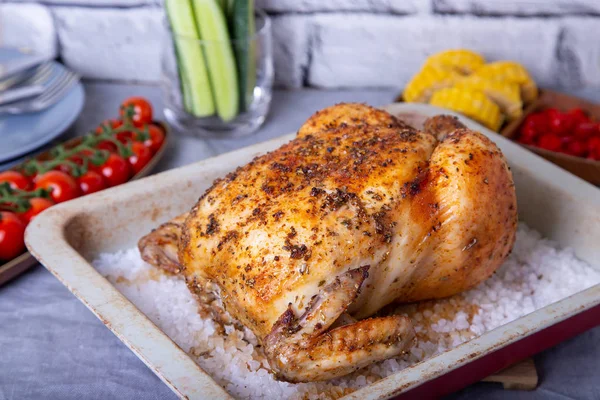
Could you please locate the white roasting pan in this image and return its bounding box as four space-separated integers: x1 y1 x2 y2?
26 103 600 399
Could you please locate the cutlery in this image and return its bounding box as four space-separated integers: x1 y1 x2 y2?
0 62 53 92
0 69 80 114
0 86 45 106
0 54 47 81
0 63 53 105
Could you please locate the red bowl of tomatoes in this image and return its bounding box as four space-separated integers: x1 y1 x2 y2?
0 96 169 285
501 89 600 186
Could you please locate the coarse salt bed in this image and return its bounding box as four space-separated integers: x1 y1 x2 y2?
92 223 600 399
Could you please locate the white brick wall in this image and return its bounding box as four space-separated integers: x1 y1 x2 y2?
433 0 600 15
0 3 57 59
308 14 560 88
271 15 311 88
557 18 600 88
6 0 150 5
1 0 599 89
255 0 426 14
53 7 164 82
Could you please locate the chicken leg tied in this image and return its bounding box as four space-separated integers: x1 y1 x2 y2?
264 266 414 382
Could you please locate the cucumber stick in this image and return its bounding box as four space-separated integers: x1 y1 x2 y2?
165 0 214 117
230 0 255 112
175 44 195 113
191 0 239 121
216 0 228 11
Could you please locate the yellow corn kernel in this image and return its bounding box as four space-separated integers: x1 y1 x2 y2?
404 65 461 103
424 49 486 75
454 75 523 121
429 87 503 131
474 61 538 104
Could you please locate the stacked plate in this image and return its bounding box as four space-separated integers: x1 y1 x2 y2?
0 48 85 170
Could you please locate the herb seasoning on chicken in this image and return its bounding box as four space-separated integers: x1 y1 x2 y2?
139 103 517 382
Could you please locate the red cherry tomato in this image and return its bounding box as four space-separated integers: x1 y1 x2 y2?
546 109 574 136
69 150 92 166
0 171 32 191
54 163 74 175
55 153 87 175
519 124 538 142
530 112 550 129
537 134 562 152
127 142 153 175
587 137 600 160
55 149 100 175
34 171 81 204
95 153 131 187
95 119 123 134
574 122 597 140
567 108 589 124
0 211 26 261
77 171 107 195
560 135 574 146
136 124 165 154
565 140 588 158
116 130 134 145
120 97 153 127
517 135 534 145
96 140 118 153
19 197 54 225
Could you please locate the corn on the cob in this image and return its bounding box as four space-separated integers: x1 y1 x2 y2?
404 65 461 103
424 49 485 75
429 87 503 131
454 75 523 121
473 61 538 104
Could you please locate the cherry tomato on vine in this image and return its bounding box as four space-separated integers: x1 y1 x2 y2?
96 140 118 153
77 171 107 195
54 157 86 175
18 197 55 225
95 119 123 134
34 171 81 204
0 211 26 261
0 171 32 191
120 97 153 127
136 124 165 154
127 142 153 174
116 130 134 145
54 163 74 175
95 153 131 187
69 149 92 167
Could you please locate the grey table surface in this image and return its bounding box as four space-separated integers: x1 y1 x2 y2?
1 82 599 400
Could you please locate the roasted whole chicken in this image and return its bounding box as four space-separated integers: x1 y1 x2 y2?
139 104 517 382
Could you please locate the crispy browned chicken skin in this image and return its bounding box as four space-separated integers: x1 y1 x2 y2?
139 103 517 382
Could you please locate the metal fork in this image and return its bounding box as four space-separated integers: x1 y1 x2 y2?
0 68 80 114
0 62 53 92
0 63 54 105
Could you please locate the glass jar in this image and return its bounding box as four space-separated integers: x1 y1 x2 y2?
161 9 273 138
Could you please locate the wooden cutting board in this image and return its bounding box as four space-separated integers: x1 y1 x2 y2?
483 358 538 390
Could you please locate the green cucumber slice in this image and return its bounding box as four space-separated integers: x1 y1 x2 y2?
230 0 256 113
174 43 194 113
191 0 239 122
217 0 228 11
165 0 214 117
